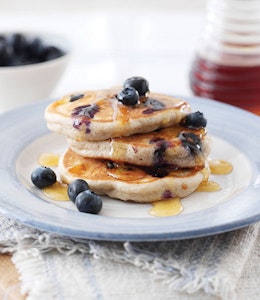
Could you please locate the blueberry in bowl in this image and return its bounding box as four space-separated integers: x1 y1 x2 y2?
0 31 71 112
0 33 66 67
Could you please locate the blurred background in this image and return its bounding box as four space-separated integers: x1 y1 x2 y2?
0 0 207 100
0 0 206 12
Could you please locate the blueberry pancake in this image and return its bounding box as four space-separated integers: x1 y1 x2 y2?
59 148 209 203
67 126 211 168
45 89 191 141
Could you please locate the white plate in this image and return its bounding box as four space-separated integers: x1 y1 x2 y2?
0 97 259 241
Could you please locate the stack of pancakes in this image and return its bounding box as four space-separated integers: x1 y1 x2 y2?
45 88 211 203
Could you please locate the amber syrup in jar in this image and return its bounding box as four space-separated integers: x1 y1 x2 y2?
190 0 260 115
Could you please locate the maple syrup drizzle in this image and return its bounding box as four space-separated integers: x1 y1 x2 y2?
209 159 233 175
117 104 131 125
196 181 221 192
201 167 210 181
38 153 60 167
149 197 183 217
42 182 69 201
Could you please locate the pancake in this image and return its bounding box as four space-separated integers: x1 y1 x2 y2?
59 148 209 203
67 126 211 168
45 89 191 141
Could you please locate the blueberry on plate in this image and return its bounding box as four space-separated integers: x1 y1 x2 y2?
31 166 56 189
75 190 103 214
123 76 149 96
182 111 207 129
67 179 89 203
117 87 139 106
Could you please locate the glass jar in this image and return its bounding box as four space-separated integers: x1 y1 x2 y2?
190 0 260 114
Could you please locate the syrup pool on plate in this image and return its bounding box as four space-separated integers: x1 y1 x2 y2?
209 159 233 175
149 197 183 217
42 182 69 201
38 153 60 167
195 160 232 192
38 153 70 202
196 181 221 192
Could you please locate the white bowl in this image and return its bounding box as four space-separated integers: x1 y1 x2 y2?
0 32 71 112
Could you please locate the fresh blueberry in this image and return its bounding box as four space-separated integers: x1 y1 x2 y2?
27 37 44 61
75 190 103 214
43 46 64 61
123 76 149 96
0 43 14 66
10 33 27 54
117 87 139 106
0 33 64 66
182 111 207 129
31 166 56 189
67 179 89 203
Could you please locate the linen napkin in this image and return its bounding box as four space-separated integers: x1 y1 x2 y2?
0 214 259 300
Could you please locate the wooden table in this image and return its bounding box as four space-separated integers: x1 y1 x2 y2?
0 254 26 299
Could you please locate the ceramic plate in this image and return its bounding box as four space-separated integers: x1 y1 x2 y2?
0 97 259 241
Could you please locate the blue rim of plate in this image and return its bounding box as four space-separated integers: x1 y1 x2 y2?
0 96 259 241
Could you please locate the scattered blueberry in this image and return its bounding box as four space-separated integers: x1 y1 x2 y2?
75 190 103 214
31 166 56 189
0 33 64 67
117 87 139 106
182 111 207 129
123 76 149 96
67 179 89 203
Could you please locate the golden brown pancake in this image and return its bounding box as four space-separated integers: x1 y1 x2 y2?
67 126 211 168
59 148 209 203
45 89 191 141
